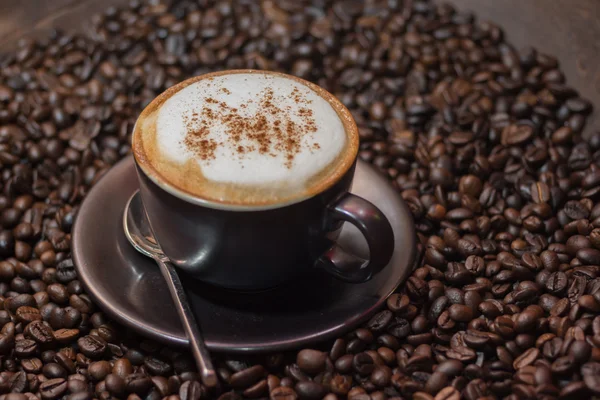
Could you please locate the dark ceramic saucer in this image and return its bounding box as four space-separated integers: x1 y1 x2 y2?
72 156 417 353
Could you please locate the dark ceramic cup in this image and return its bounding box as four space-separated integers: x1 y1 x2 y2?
132 70 395 290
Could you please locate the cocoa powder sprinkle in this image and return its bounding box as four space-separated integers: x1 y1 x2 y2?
181 84 321 168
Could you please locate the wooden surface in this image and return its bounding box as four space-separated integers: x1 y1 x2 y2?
1 0 599 133
0 0 126 46
447 0 600 134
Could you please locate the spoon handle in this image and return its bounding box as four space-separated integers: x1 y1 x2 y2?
155 257 218 387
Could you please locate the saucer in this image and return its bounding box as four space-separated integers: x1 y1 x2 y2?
72 156 417 353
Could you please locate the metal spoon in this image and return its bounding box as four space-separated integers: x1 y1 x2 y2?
123 190 217 387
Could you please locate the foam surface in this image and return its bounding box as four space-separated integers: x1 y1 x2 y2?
154 73 346 188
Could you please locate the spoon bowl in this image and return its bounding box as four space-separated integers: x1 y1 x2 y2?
123 191 163 258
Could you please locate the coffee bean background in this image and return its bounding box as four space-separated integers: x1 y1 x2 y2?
1 0 600 399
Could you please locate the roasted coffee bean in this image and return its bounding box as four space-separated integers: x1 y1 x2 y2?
434 386 460 400
54 352 75 374
55 259 77 283
125 373 152 396
335 355 354 374
144 356 172 376
54 328 79 343
376 347 395 366
513 348 539 370
24 320 54 344
47 284 69 305
370 366 392 388
5 294 36 313
584 373 600 394
330 374 352 396
285 363 310 382
346 338 366 354
230 365 267 389
77 335 106 358
546 272 568 294
14 339 37 358
435 360 463 377
42 363 67 379
447 305 473 322
179 380 204 400
88 361 111 381
552 355 576 375
112 358 133 378
387 317 411 338
0 331 14 354
295 381 326 400
570 340 592 364
15 306 41 323
8 371 27 393
386 294 409 313
270 386 298 400
425 372 448 395
367 311 393 333
105 374 126 396
297 350 327 375
353 353 375 376
39 378 67 399
41 350 57 363
21 358 42 374
67 378 88 395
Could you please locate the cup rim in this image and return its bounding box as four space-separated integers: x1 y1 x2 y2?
132 69 359 211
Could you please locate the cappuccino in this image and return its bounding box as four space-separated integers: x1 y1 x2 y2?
133 70 358 207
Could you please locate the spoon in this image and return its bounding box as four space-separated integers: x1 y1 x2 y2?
123 190 217 387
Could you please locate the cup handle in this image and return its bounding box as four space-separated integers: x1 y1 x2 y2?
315 193 395 283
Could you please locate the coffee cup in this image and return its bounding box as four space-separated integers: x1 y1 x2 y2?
132 69 394 290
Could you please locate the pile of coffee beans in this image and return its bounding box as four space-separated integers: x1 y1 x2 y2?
1 0 600 399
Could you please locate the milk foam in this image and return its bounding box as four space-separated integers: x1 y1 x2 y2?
153 73 347 188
